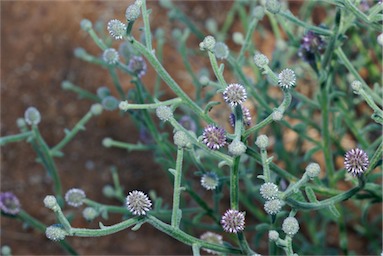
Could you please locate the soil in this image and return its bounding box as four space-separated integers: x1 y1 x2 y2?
1 1 381 255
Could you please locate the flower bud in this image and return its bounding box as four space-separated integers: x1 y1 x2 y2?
268 230 279 241
252 6 265 20
173 130 191 148
214 42 229 60
102 96 119 111
255 135 269 149
228 140 247 156
80 19 92 32
43 195 58 211
199 35 216 51
351 80 362 94
156 106 173 121
119 100 129 111
254 52 269 68
82 207 98 221
90 104 103 115
103 48 119 65
125 4 141 22
24 107 41 125
305 163 320 179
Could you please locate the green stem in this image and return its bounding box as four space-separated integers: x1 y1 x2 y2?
0 131 33 146
104 139 153 151
61 81 100 102
358 88 383 124
120 98 182 110
141 0 152 51
237 18 258 64
260 147 271 183
280 173 310 199
364 140 383 177
208 51 226 88
285 236 294 255
237 232 256 255
230 157 240 210
108 67 126 99
171 147 184 228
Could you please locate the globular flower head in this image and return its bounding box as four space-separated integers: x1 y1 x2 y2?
107 19 126 40
214 42 229 60
179 115 197 132
278 68 296 90
43 195 58 211
156 106 173 121
282 217 300 236
45 224 68 241
344 148 369 177
202 124 227 150
199 35 216 51
0 192 21 215
254 52 269 68
126 190 152 215
229 106 251 127
173 130 191 148
305 162 321 179
228 140 247 156
223 83 247 107
127 56 147 78
221 209 245 233
260 182 279 200
268 230 279 241
255 134 269 149
298 31 326 64
24 107 41 125
200 232 223 254
200 172 219 190
80 19 92 32
264 199 283 215
265 0 281 14
82 207 98 221
103 48 119 65
125 4 141 22
102 96 119 111
65 188 86 207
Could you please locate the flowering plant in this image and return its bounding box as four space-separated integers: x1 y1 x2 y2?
1 0 382 255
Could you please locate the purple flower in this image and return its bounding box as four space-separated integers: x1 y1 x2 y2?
202 124 227 150
221 209 245 233
298 31 326 64
126 190 152 215
128 56 147 78
229 105 251 127
223 83 247 107
0 192 21 215
344 148 369 176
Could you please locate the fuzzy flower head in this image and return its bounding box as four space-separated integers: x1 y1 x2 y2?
202 124 227 150
344 148 369 177
264 199 283 215
45 224 67 241
107 19 126 40
200 232 223 254
228 140 247 156
65 188 86 207
103 48 119 65
260 182 279 200
128 56 147 78
24 107 41 125
125 4 141 22
156 106 173 121
282 217 300 236
126 190 152 215
201 172 219 190
221 209 245 233
0 192 21 215
214 42 229 60
278 68 296 90
223 83 247 107
229 106 251 127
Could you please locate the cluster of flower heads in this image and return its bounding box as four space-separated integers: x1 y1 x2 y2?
126 190 152 215
344 148 369 177
0 192 21 215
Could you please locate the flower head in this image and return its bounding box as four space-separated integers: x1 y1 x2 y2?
278 68 296 90
200 232 223 254
200 35 216 51
0 192 21 215
126 190 152 215
282 217 300 236
254 52 269 68
214 42 229 60
45 224 68 241
156 106 173 121
202 124 227 150
264 199 283 215
221 209 245 233
102 96 119 111
82 207 98 221
229 106 251 127
107 19 126 40
24 107 41 125
223 83 247 107
305 162 321 179
260 182 279 200
125 4 141 22
201 172 219 190
228 140 247 156
127 56 147 78
344 148 369 176
65 188 86 207
298 31 326 64
179 115 197 132
103 48 119 65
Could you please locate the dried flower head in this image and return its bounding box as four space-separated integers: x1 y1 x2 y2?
45 224 67 241
127 56 147 78
264 199 283 215
107 19 126 40
200 232 223 254
24 107 41 125
65 188 86 207
223 83 247 107
260 182 279 200
0 192 21 215
126 190 152 215
282 217 300 236
229 106 251 127
103 48 119 65
202 124 227 150
278 68 296 89
344 148 369 176
201 172 219 190
221 209 245 233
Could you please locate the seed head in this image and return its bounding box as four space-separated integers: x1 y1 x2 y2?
202 124 227 150
214 42 229 60
282 217 300 236
264 199 283 215
45 224 67 241
344 148 369 176
107 19 126 40
221 209 245 233
24 107 41 125
200 232 223 254
201 172 219 190
103 48 119 65
229 106 251 127
278 68 296 89
156 106 173 121
260 182 279 200
126 190 152 215
128 56 147 78
0 192 21 215
223 83 247 107
228 140 247 156
65 188 86 207
125 4 141 22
